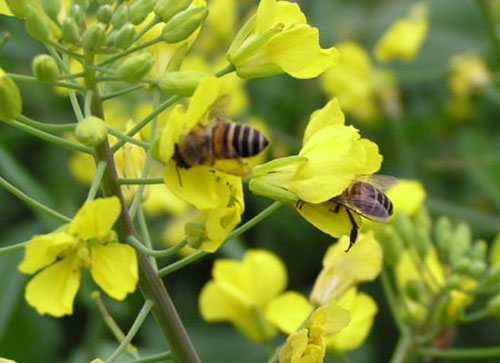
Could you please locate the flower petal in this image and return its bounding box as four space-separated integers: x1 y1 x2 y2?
274 1 306 26
303 98 345 145
310 301 351 335
279 329 309 363
386 179 426 216
256 0 276 34
70 197 121 240
265 291 313 333
90 243 138 300
25 257 81 317
185 77 221 128
19 232 77 274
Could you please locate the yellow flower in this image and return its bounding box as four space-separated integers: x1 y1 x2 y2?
142 183 189 216
374 3 428 62
227 0 338 79
18 197 138 317
279 301 350 363
320 41 397 122
324 287 378 351
310 232 383 305
385 179 426 217
449 53 490 97
251 99 381 239
195 0 237 54
199 249 287 342
162 210 198 257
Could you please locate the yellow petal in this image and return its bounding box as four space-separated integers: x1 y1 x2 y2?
303 98 345 145
163 161 222 210
25 257 80 317
279 329 309 363
185 77 221 128
159 104 186 163
265 291 313 333
256 0 276 34
386 179 426 216
0 1 14 16
200 202 243 253
90 243 138 300
326 289 378 350
19 232 77 274
274 1 306 26
289 47 338 79
70 197 121 240
310 301 350 335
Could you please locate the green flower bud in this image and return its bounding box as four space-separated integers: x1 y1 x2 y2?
42 0 61 22
70 4 85 27
97 4 113 24
470 239 487 261
377 225 403 267
487 293 500 316
185 221 205 249
114 23 136 49
449 222 472 262
414 226 430 258
444 274 462 291
162 6 208 44
413 206 432 234
393 212 414 248
468 260 487 278
452 257 471 274
249 179 299 204
74 116 108 147
82 23 106 54
485 264 500 286
62 17 80 44
0 69 22 120
154 0 192 22
75 0 89 11
111 4 129 30
166 43 188 72
116 53 154 82
5 0 30 18
25 3 50 43
435 216 453 260
405 277 429 305
129 0 155 25
159 71 211 96
32 54 60 83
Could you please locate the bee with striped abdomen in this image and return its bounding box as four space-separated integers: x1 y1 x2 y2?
331 175 398 252
173 95 269 177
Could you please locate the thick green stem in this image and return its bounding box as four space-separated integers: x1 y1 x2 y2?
381 269 410 336
127 352 172 363
420 346 500 359
118 177 164 185
390 335 417 363
6 73 84 90
460 308 490 323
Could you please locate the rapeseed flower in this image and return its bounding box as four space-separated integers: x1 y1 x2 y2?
227 0 338 79
18 197 138 317
385 179 426 217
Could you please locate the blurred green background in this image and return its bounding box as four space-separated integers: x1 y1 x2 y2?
1 0 500 362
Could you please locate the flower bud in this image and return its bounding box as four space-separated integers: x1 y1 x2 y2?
414 226 430 258
116 53 154 82
159 71 211 96
413 206 432 234
0 69 22 120
449 222 472 262
405 277 429 305
97 4 113 24
162 6 208 44
75 0 89 11
249 179 299 204
42 0 61 22
444 274 462 291
5 0 30 18
154 0 192 23
468 260 487 278
452 257 471 275
114 23 136 49
62 17 80 44
74 116 108 146
185 221 205 249
129 0 155 25
470 239 487 261
25 3 51 43
166 43 188 72
111 4 129 30
82 23 106 54
32 54 60 83
70 4 85 27
487 293 500 316
377 225 403 267
485 265 500 286
435 216 453 260
393 212 414 247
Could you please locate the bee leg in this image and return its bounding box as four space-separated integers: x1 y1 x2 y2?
345 208 359 252
176 166 183 187
328 202 341 214
295 200 304 210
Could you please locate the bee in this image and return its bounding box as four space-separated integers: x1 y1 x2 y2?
331 175 398 252
173 95 269 177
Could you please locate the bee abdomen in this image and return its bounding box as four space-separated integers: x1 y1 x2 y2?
213 122 269 158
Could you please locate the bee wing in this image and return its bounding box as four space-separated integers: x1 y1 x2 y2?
355 174 399 190
208 94 232 119
340 194 391 223
211 158 251 177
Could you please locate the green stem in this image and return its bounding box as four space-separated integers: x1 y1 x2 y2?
106 300 154 363
99 37 163 67
460 308 490 323
118 178 164 185
477 0 500 60
157 202 283 277
213 63 235 77
128 236 189 259
84 90 94 117
390 335 417 363
57 71 85 80
102 84 144 101
1 117 92 154
107 128 151 149
5 73 83 90
134 15 161 42
420 346 500 359
16 115 75 131
127 352 172 363
137 207 158 269
0 241 28 254
381 269 410 336
87 161 107 200
0 176 71 223
49 40 85 60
